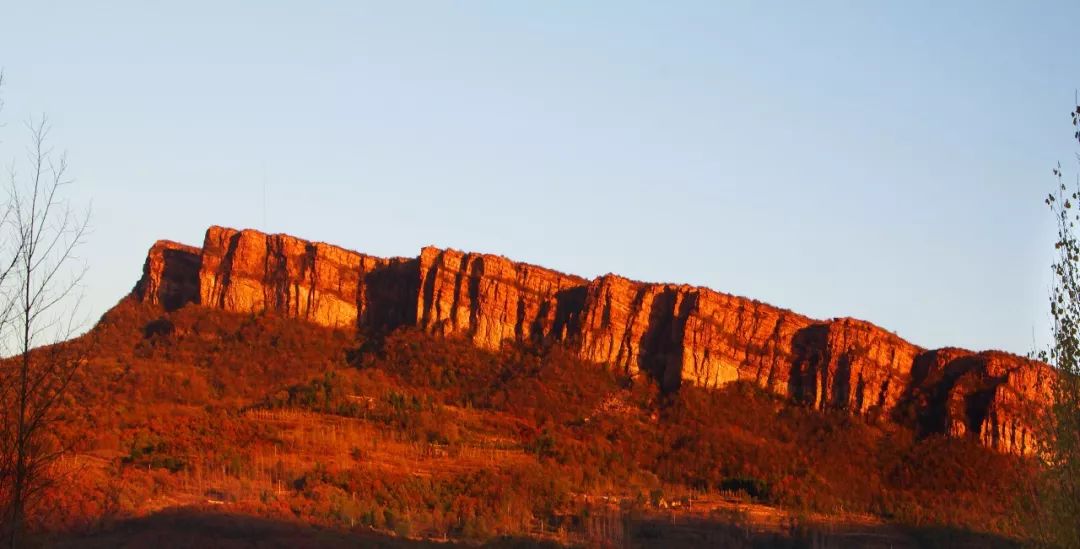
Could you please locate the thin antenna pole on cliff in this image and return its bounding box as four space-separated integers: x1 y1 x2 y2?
261 162 268 229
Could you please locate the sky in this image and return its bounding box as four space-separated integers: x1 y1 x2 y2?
0 1 1076 355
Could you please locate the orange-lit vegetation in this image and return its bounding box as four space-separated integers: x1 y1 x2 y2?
27 299 1041 545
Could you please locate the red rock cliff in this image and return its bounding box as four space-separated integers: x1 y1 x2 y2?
416 246 587 348
134 240 201 311
131 225 1055 454
194 226 417 330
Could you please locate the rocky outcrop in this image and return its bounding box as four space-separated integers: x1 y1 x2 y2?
577 276 810 394
130 225 1057 455
900 348 1052 455
789 318 921 417
134 240 202 311
142 227 417 330
416 247 587 348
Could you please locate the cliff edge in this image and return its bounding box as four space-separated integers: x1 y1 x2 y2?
133 226 1055 455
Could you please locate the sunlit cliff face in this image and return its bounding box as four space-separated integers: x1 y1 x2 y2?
135 225 1056 455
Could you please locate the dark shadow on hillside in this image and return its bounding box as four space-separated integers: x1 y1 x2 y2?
630 514 1022 549
788 323 830 408
43 507 1024 549
637 288 698 393
549 286 586 346
361 258 421 334
43 508 561 549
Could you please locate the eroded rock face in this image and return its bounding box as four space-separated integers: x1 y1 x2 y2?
130 225 1056 454
139 227 418 331
134 240 202 311
416 247 587 349
789 318 921 417
900 348 1052 455
577 277 810 393
198 226 383 328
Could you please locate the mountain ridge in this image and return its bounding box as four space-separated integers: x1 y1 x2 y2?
132 225 1054 455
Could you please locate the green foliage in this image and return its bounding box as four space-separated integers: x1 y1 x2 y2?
123 431 186 473
287 461 572 539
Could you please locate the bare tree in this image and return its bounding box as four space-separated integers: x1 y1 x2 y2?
0 72 89 548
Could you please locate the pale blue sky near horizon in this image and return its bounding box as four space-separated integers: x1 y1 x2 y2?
0 1 1075 355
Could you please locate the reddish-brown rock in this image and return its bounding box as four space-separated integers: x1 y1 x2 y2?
416 247 587 348
134 240 201 311
135 227 418 330
130 225 1057 454
789 318 921 417
577 276 811 393
198 226 386 328
902 348 1052 455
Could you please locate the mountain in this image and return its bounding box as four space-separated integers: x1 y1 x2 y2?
134 226 1054 456
15 223 1048 546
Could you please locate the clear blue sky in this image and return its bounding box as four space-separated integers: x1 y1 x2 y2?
0 1 1075 355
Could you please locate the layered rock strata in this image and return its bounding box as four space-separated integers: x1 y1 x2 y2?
131 226 1055 455
416 246 587 348
195 226 417 330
